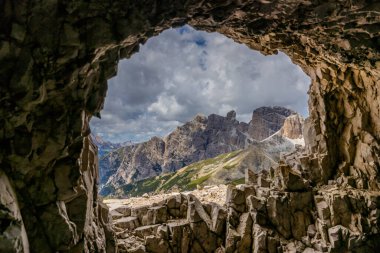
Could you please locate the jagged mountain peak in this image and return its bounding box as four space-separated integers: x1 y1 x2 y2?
280 113 305 140
226 110 237 121
99 106 305 195
248 106 299 141
192 113 208 123
252 106 296 116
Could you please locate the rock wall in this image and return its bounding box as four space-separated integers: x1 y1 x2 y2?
107 167 380 253
0 171 29 253
248 106 295 141
280 114 304 140
0 0 379 252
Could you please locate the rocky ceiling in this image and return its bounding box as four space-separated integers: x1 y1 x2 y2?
0 0 379 252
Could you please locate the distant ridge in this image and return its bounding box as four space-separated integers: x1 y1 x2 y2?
98 106 304 196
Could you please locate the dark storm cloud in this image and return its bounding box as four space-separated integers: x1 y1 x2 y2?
90 25 310 143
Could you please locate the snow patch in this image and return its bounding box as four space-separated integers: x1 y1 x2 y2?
259 130 282 143
285 137 305 146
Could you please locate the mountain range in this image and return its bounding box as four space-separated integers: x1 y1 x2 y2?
97 106 304 196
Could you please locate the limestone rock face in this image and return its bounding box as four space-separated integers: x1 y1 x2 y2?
248 106 295 141
280 114 305 140
0 0 379 252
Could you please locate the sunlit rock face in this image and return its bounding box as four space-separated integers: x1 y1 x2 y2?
280 114 305 140
248 106 295 141
0 0 379 252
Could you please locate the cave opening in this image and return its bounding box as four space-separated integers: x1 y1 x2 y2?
1 1 379 252
90 25 311 198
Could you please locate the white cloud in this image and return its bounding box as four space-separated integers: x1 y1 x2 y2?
90 25 310 143
148 94 185 119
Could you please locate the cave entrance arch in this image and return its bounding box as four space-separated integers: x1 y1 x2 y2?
1 1 379 252
91 24 310 197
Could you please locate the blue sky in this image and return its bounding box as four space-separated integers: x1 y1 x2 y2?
90 25 310 143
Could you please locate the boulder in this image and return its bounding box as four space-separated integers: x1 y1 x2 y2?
145 235 169 253
284 241 305 253
211 204 227 235
247 195 266 213
328 225 350 249
113 205 131 216
226 185 246 213
330 194 351 227
134 225 160 238
257 175 271 188
278 165 310 192
166 194 182 209
314 196 331 222
167 219 191 252
266 193 292 239
245 168 258 185
190 221 219 253
315 219 329 245
186 194 212 228
236 213 253 252
227 185 255 213
227 207 240 228
225 227 241 253
131 206 149 224
142 206 167 226
252 225 267 253
114 216 140 230
110 209 124 220
307 224 317 238
247 195 267 226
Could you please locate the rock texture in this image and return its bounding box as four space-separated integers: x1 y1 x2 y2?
107 192 227 253
92 134 126 185
101 108 300 190
0 171 29 253
91 133 125 157
105 166 380 253
0 0 379 252
280 114 305 140
101 124 303 197
249 106 295 141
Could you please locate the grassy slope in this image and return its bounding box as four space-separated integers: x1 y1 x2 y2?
105 149 274 197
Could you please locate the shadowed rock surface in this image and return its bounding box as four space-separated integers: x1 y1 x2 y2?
0 0 379 252
248 106 295 141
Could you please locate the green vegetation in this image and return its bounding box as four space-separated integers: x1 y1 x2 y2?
187 173 212 190
232 178 245 185
223 164 236 170
159 169 193 191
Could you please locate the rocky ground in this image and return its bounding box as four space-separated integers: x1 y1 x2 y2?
104 185 229 253
102 149 380 253
104 184 228 210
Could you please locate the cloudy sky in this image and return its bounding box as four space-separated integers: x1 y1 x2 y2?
90 25 310 143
